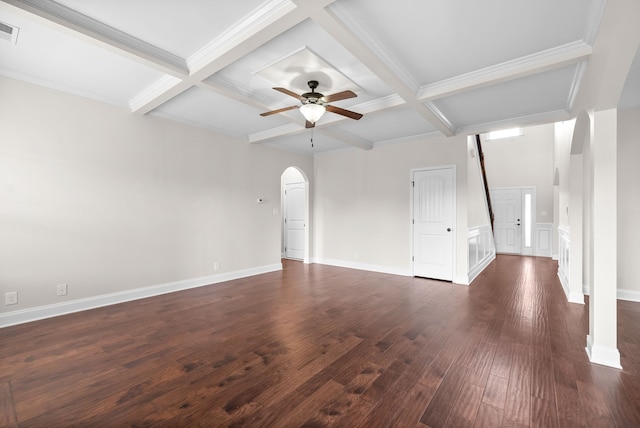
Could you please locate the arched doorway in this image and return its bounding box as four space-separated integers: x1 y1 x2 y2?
281 167 309 262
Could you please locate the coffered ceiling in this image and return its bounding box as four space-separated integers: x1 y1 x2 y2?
1 0 638 154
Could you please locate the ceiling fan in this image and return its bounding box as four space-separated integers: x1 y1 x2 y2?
260 80 363 128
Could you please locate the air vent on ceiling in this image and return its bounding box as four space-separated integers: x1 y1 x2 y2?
0 22 19 44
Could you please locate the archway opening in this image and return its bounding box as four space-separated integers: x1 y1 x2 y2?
281 167 310 263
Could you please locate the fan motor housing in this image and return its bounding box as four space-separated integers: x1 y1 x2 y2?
301 93 325 104
301 81 325 105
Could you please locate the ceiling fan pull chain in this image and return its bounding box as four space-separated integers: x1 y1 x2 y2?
311 128 314 148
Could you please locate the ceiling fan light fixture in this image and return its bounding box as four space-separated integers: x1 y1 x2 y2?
300 103 326 123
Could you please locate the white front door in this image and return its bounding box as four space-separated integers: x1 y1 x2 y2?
284 182 305 260
412 167 455 281
491 188 522 254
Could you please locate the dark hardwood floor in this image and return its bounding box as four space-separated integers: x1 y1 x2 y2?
1 255 639 427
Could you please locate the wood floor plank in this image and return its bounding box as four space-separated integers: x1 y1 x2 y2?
419 364 468 426
0 382 18 428
474 402 503 427
272 380 346 427
482 374 509 410
502 343 531 427
531 355 556 402
1 256 639 426
530 396 558 428
444 382 484 427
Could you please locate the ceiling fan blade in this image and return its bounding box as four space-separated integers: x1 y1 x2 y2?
305 120 315 128
273 87 302 100
326 105 363 120
323 90 357 103
260 105 299 117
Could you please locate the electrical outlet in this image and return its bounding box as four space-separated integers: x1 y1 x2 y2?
214 261 220 271
56 283 67 296
5 291 18 305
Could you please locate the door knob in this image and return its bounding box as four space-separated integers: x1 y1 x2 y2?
447 228 452 232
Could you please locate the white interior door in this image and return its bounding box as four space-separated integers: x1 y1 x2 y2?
491 188 522 254
412 167 454 281
284 182 305 260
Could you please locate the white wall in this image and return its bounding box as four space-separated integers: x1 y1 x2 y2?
617 108 640 297
482 123 556 225
313 134 471 282
554 121 574 229
0 76 313 316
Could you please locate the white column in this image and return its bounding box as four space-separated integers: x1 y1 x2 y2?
568 154 584 303
586 109 621 368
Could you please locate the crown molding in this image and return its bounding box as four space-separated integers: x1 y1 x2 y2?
0 68 125 107
583 0 608 45
418 41 592 102
567 61 588 113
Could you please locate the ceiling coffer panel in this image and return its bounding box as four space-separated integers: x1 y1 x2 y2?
432 64 580 131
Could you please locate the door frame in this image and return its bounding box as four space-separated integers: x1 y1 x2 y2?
410 165 457 280
490 186 536 256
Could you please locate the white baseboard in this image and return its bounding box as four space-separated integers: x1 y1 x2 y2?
568 291 585 304
617 288 640 302
557 272 584 304
468 253 496 284
585 334 622 369
581 285 640 302
0 263 282 328
558 271 569 298
312 258 411 277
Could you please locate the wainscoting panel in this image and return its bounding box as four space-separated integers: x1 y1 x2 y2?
535 223 553 257
468 225 496 283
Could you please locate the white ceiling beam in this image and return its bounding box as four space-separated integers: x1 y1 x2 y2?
130 0 318 115
311 5 455 137
417 41 592 101
1 0 188 77
130 0 340 115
